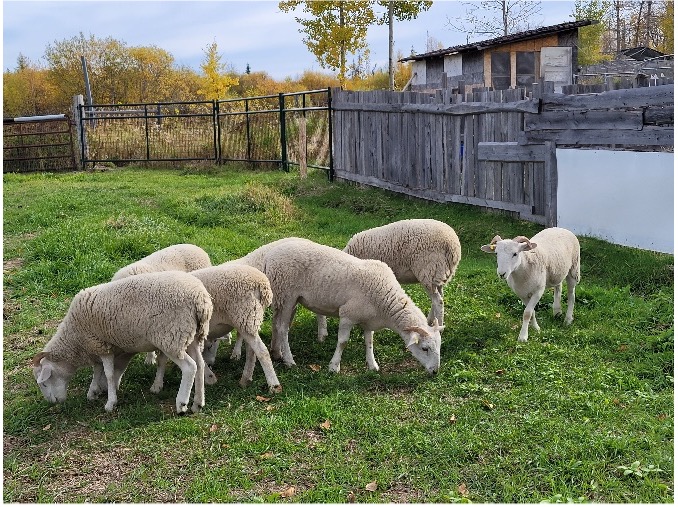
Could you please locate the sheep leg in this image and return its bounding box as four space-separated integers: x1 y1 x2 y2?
144 351 157 365
564 274 577 325
240 332 282 392
101 354 118 412
230 333 244 360
150 352 169 394
186 340 205 413
165 351 197 415
553 282 563 317
88 363 106 400
364 329 379 371
204 330 234 365
424 284 444 326
317 314 328 342
519 290 544 342
271 302 297 366
329 317 355 373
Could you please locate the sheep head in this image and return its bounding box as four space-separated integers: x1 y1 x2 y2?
403 318 443 375
32 351 73 404
481 234 537 280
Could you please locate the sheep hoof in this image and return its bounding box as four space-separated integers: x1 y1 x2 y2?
104 401 116 412
150 383 162 394
270 384 283 394
517 336 528 343
191 403 203 414
328 363 340 373
565 316 574 326
205 372 218 385
87 389 101 401
238 377 252 388
368 364 380 372
230 350 242 361
177 403 189 416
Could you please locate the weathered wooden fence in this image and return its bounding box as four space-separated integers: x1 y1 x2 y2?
331 83 673 225
332 88 550 223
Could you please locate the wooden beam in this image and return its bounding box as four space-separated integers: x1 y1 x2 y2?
543 141 558 228
332 98 539 116
525 111 644 131
478 142 547 162
519 127 673 146
541 84 673 109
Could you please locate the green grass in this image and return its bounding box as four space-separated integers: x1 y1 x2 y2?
3 166 673 503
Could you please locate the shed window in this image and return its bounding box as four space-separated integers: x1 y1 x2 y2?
516 51 537 89
491 52 510 90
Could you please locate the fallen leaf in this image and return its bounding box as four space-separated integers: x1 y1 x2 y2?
320 419 331 430
449 414 457 424
260 451 274 459
256 395 271 402
365 481 378 492
265 404 276 412
481 399 494 410
658 414 667 421
458 483 469 497
42 424 51 431
495 369 505 376
209 424 219 432
309 364 321 372
347 491 356 503
495 312 501 318
280 486 296 498
618 344 628 351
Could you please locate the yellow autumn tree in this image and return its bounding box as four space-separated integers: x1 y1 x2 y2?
197 41 239 100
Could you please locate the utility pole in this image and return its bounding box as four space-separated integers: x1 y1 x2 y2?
388 0 395 91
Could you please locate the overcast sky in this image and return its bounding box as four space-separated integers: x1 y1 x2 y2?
3 0 576 80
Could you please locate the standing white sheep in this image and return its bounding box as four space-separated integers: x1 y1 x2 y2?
317 219 461 341
246 238 444 374
32 271 213 414
481 227 581 342
150 264 282 393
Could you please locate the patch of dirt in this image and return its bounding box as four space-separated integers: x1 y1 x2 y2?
3 258 24 272
381 483 428 503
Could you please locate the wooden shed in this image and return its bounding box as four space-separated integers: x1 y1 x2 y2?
401 20 595 93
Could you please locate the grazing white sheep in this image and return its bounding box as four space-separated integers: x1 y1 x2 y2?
150 264 282 393
32 271 213 414
111 243 212 281
111 243 214 367
481 227 581 342
241 238 443 374
317 219 461 341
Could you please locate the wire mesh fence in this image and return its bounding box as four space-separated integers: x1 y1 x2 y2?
74 89 332 177
3 116 76 173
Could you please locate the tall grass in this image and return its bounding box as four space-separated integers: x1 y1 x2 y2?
3 166 673 503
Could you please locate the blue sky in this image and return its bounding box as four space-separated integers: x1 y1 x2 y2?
3 1 577 80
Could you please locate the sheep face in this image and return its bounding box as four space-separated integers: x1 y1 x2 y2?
481 235 537 280
32 354 73 404
404 320 444 374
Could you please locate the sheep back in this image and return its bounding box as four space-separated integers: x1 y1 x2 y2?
44 271 212 364
344 219 461 286
528 227 581 286
112 243 211 281
191 264 272 336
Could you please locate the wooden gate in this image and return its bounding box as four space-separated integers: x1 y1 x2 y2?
3 115 77 173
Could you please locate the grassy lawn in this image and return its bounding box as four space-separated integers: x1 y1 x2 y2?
3 165 673 503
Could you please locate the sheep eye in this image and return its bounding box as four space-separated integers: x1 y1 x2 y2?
512 253 518 257
421 346 430 353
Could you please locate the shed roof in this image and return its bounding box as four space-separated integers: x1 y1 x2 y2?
401 19 596 62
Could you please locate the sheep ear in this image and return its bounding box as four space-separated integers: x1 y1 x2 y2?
36 363 53 384
405 333 420 348
480 244 496 253
432 318 445 333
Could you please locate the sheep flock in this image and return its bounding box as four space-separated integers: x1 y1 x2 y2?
32 219 581 414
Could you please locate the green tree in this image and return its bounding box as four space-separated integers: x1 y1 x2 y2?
197 41 239 100
573 0 612 65
279 1 376 86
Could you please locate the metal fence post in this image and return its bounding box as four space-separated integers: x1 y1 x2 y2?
144 104 150 161
213 100 220 164
279 92 288 172
245 98 252 163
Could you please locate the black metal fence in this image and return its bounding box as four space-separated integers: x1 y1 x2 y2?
3 115 76 173
77 88 333 178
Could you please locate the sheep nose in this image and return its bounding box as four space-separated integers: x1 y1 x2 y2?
498 270 506 279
